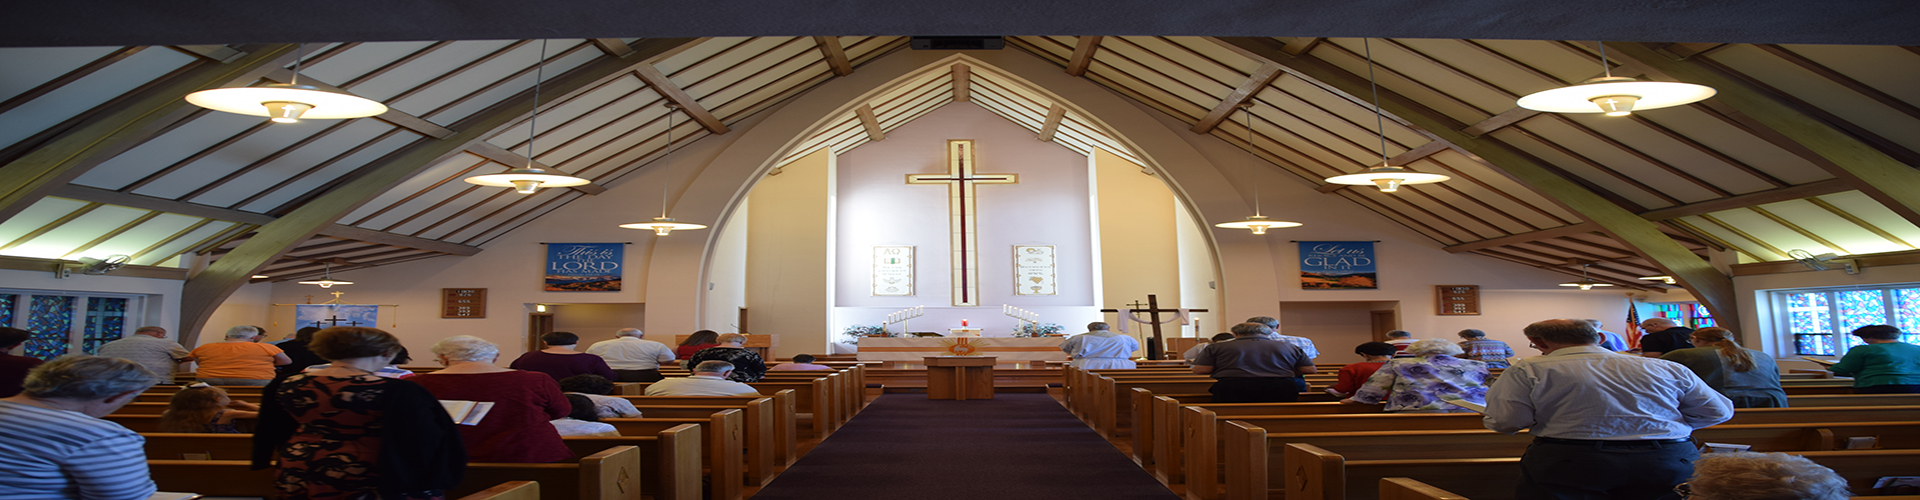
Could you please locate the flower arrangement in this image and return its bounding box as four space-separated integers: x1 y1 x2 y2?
841 324 886 343
1014 322 1064 337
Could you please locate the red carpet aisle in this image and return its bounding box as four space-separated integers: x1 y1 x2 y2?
750 393 1179 500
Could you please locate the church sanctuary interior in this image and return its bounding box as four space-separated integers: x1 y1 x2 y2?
5 1 1920 499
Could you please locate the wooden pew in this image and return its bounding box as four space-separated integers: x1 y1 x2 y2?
457 481 541 500
621 402 774 487
606 410 744 500
621 377 836 440
1377 478 1466 500
144 428 703 500
149 446 643 500
621 392 799 466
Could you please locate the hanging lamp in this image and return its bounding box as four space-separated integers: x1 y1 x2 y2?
464 39 591 194
186 44 388 124
1559 263 1613 290
296 262 354 288
1325 38 1449 192
1639 275 1677 284
1214 102 1302 235
620 104 709 236
1516 42 1715 116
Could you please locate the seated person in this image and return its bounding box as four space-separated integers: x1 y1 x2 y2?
157 383 259 433
549 394 620 437
645 361 763 396
769 354 833 371
1683 451 1849 500
1326 342 1397 397
557 374 642 419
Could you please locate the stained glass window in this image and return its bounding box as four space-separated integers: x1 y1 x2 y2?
0 294 14 327
24 295 74 360
1692 303 1716 328
81 297 127 355
1835 290 1886 351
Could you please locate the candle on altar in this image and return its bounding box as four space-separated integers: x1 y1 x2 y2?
962 319 969 327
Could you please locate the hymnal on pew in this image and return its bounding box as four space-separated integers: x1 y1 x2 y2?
439 400 494 425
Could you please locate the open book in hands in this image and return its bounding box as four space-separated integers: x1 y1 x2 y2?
439 400 495 426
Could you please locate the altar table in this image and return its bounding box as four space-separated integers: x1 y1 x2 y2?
856 337 1067 362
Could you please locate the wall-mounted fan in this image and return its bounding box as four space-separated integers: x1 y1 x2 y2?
1788 249 1860 275
54 254 131 279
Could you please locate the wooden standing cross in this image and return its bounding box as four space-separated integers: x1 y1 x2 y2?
1100 294 1207 360
907 139 1017 307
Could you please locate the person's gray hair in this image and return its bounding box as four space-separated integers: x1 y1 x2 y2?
1245 316 1280 329
1230 322 1272 337
1385 330 1411 338
616 328 643 338
1457 329 1486 339
1689 451 1850 500
693 360 736 373
1524 319 1602 345
1641 317 1676 330
1406 338 1465 357
1087 322 1110 332
224 325 261 339
431 335 500 362
717 333 748 345
1584 319 1604 328
21 355 156 399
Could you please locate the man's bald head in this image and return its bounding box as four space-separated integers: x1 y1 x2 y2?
1524 319 1602 349
133 326 167 338
1640 317 1677 332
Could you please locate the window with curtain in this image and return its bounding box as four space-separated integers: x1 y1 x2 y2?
1779 286 1920 356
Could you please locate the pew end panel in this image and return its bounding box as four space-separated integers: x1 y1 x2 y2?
1184 406 1220 500
576 445 643 500
1282 443 1343 500
1222 420 1267 500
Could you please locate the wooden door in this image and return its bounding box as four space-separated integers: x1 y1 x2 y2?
1369 310 1396 342
528 313 554 353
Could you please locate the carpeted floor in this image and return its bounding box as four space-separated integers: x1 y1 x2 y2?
751 393 1179 500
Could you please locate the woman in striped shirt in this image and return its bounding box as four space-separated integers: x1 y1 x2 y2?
0 355 159 500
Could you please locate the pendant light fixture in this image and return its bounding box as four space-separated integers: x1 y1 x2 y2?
1214 102 1302 235
1516 42 1715 116
1559 263 1613 290
297 262 354 288
1325 38 1450 193
1639 275 1677 285
464 39 591 194
186 44 389 124
620 104 709 236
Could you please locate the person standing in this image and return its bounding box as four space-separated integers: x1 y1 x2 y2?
1484 318 1732 499
1385 330 1418 358
1827 324 1920 394
509 331 617 382
96 326 192 385
0 356 159 500
675 330 722 360
1190 323 1316 403
1586 319 1631 351
410 335 572 463
0 327 44 398
1344 339 1490 412
1661 327 1788 407
1059 322 1139 369
272 327 327 379
1251 316 1318 391
1638 317 1695 357
1455 329 1515 369
584 328 676 382
1326 342 1396 397
190 325 291 386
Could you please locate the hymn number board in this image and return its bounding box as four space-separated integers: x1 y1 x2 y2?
441 288 487 318
1435 285 1479 316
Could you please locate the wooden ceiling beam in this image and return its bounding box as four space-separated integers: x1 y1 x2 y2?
952 63 972 102
465 141 606 195
855 104 886 142
0 44 297 227
1316 140 1450 193
1280 37 1323 56
1036 104 1067 142
814 36 854 77
1443 178 1853 252
175 37 702 345
51 184 482 256
1211 36 1739 330
633 64 728 135
1192 62 1285 134
590 39 635 58
1610 41 1920 229
260 68 455 139
1065 36 1103 77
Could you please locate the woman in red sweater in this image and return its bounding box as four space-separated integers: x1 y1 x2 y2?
1325 342 1397 397
674 330 722 362
409 335 572 463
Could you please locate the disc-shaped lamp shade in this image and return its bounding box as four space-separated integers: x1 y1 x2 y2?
1324 166 1451 193
619 217 709 236
186 84 388 123
1639 275 1678 284
297 277 353 288
464 168 592 194
1516 77 1716 116
1214 215 1302 235
1557 279 1613 291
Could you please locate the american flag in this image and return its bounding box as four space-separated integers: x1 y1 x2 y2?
1624 299 1643 349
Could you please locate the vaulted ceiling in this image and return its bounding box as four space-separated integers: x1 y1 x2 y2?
4 31 1919 330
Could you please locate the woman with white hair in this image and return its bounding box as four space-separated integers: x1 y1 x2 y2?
1681 451 1851 500
1341 338 1491 412
0 355 159 499
408 335 572 463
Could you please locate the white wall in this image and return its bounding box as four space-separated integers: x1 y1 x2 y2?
747 147 833 357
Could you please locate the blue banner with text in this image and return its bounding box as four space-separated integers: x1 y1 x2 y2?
1299 241 1376 290
545 243 623 291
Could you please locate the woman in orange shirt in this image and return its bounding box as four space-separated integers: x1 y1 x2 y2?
190 326 291 386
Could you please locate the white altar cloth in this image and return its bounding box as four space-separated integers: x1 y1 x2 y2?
855 337 1068 361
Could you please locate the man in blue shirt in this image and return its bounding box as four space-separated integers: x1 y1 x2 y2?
1585 319 1630 351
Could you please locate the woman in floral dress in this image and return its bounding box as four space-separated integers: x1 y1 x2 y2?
1342 338 1490 412
253 327 464 500
685 333 768 382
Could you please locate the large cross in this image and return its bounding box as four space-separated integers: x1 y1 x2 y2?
1101 294 1208 360
908 139 1017 306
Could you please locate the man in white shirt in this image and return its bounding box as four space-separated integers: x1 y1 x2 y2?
644 361 762 396
1484 318 1733 500
1059 322 1139 369
585 328 676 382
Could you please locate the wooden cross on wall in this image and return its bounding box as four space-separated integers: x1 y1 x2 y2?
907 139 1017 307
1101 294 1207 360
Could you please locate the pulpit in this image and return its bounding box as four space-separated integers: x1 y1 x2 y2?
925 356 996 400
